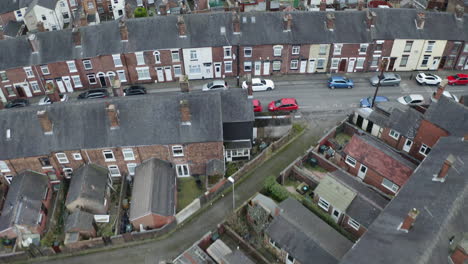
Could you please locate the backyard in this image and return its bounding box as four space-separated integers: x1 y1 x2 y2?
177 177 206 212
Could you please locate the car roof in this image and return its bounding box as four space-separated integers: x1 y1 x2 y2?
383 73 398 78
456 73 468 78
252 99 260 106
211 80 226 85
408 94 424 100
281 98 297 104
331 76 347 81
252 78 263 82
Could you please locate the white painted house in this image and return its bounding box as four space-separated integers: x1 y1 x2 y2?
111 0 126 19
24 0 71 31
182 48 214 80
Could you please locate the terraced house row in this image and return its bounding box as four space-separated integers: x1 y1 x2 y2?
0 8 467 100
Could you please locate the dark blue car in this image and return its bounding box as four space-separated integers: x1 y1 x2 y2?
360 96 389 108
328 76 354 89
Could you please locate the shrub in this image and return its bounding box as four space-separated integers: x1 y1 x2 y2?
263 176 290 202
134 7 148 17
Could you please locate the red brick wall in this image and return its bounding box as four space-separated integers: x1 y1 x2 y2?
0 12 17 26
341 214 366 239
212 46 237 78
412 120 449 161
131 214 176 229
379 127 404 149
450 247 468 264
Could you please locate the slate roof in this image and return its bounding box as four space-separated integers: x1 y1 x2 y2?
340 136 468 264
343 134 416 186
0 10 467 70
315 176 357 212
222 250 255 264
206 159 225 176
0 89 250 160
25 0 57 14
424 95 468 137
0 170 49 233
129 158 176 222
387 107 423 139
0 0 34 14
3 21 24 37
173 243 215 264
65 164 109 210
266 198 353 264
65 210 95 233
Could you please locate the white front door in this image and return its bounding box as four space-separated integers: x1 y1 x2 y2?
263 61 270 75
358 164 367 180
308 59 316 73
331 208 341 222
204 63 213 79
214 63 221 78
164 66 173 81
347 58 356 72
403 138 413 152
156 67 165 82
430 58 439 70
299 60 307 73
254 61 261 76
55 79 66 93
225 150 232 162
0 89 6 103
286 253 295 264
465 58 468 70
62 76 74 92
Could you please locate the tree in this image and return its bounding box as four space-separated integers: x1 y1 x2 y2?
134 7 148 18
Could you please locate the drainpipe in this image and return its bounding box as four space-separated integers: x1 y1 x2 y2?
236 45 240 87
121 53 133 84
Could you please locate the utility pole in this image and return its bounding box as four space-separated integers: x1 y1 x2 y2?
371 59 388 108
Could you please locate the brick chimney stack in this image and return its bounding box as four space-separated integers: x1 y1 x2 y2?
106 103 120 129
180 99 191 125
455 5 464 20
179 75 191 93
28 34 39 53
358 0 364 11
399 208 420 232
434 154 456 182
37 110 53 135
36 21 46 32
283 14 292 32
80 12 88 27
159 4 167 15
246 74 253 98
320 0 326 11
326 13 335 31
0 101 4 110
72 28 81 46
366 10 376 30
266 0 271 11
119 19 128 42
0 26 4 40
416 12 425 29
177 16 187 37
233 12 241 34
433 79 448 101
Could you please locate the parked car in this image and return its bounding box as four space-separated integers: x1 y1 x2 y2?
268 98 299 112
360 96 389 108
430 90 459 103
242 78 275 91
202 80 228 91
253 99 262 112
5 98 29 108
369 73 401 86
447 73 468 85
38 94 68 105
77 89 109 100
397 94 425 106
328 76 354 89
415 72 441 85
124 86 147 96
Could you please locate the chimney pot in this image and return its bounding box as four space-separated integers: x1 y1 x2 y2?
106 103 120 129
320 0 326 11
416 12 425 29
28 34 39 53
159 4 167 15
72 28 81 46
326 13 335 31
119 20 128 41
358 0 364 11
233 12 241 34
283 14 292 32
433 79 448 101
366 10 376 29
179 75 191 93
180 99 191 125
455 5 464 19
36 21 46 32
177 16 186 37
399 208 420 232
434 154 456 182
37 110 53 134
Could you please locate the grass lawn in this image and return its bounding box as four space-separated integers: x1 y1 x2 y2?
284 177 301 188
334 132 352 146
177 177 205 212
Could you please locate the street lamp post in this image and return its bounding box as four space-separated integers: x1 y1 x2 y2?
228 176 235 210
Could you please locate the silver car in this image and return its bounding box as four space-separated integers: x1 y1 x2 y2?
370 73 401 86
202 80 228 91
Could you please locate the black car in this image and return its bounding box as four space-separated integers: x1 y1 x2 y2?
124 86 147 96
77 89 109 100
5 98 30 108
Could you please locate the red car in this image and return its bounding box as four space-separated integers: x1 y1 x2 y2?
447 74 468 85
253 99 262 112
268 98 299 112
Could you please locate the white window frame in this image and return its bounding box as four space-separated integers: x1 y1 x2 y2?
331 58 339 69
348 217 361 230
87 74 96 84
136 52 145 65
112 54 123 67
400 55 409 67
37 212 43 225
319 44 327 55
273 45 283 56
71 75 82 88
102 150 116 162
153 51 161 64
65 61 77 72
359 44 368 54
244 61 252 72
136 67 150 80
173 65 182 77
290 60 299 70
345 155 356 167
40 65 50 75
172 145 184 157
381 178 399 193
116 70 127 82
404 41 413 52
356 58 365 69
122 148 135 161
30 81 40 93
189 65 201 74
223 46 232 59
72 153 82 160
244 47 252 57
334 44 343 55
171 50 180 62
4 175 13 184
318 197 330 211
55 153 69 164
426 41 435 53
0 71 8 82
0 161 10 173
176 164 190 177
421 55 430 67
419 144 431 156
370 56 379 67
292 45 300 55
269 238 281 250
389 129 400 140
225 61 233 73
190 50 197 60
83 60 92 70
127 163 137 176
316 58 325 69
108 165 121 177
24 67 34 78
272 61 281 71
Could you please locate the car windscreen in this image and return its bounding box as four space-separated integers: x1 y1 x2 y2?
275 100 282 107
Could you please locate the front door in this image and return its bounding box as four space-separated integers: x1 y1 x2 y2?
55 78 66 93
203 63 213 79
98 75 106 87
0 89 6 103
15 83 32 97
254 61 261 75
214 63 221 78
388 57 396 71
358 164 367 180
308 59 316 73
263 61 270 75
431 57 440 70
347 58 356 72
164 66 173 81
403 138 413 152
225 150 232 162
156 67 165 82
338 59 347 72
62 76 74 92
299 60 307 73
286 254 295 264
331 209 341 222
